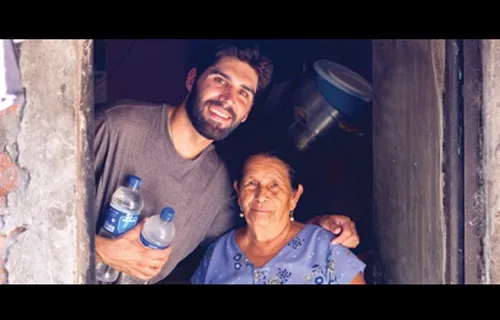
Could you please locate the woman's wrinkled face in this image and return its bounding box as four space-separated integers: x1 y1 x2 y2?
235 155 303 230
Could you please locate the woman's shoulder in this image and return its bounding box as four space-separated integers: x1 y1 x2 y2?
301 223 337 243
285 223 336 255
205 228 238 252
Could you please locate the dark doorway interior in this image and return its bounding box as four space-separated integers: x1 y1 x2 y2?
94 39 374 283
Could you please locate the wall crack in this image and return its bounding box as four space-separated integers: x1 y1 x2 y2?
0 225 26 284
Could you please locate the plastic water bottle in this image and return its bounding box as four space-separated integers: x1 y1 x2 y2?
95 175 144 284
140 206 176 250
114 206 176 285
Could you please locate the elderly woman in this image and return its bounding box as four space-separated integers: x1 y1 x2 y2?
190 152 366 284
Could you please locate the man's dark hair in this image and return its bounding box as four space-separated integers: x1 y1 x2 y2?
192 43 274 96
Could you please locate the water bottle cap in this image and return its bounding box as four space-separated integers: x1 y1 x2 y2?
127 175 142 189
160 207 175 222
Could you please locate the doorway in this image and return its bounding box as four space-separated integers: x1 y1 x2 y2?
93 39 375 283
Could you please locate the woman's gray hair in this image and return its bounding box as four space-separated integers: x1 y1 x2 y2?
236 149 299 191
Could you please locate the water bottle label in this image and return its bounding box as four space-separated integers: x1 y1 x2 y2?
140 233 170 250
103 204 140 236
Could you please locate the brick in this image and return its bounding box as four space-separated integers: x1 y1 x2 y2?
0 152 18 199
0 104 17 117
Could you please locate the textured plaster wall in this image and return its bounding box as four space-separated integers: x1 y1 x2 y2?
0 40 94 284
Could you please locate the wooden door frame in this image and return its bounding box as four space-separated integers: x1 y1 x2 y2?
444 39 486 284
371 39 486 284
461 40 486 284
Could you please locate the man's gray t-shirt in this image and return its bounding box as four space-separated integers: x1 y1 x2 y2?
93 101 238 284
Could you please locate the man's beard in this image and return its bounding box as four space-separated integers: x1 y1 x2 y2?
186 86 240 141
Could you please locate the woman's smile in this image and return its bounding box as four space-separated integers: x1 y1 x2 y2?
250 208 272 214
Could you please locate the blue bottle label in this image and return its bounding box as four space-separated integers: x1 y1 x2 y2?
140 233 170 250
103 204 140 236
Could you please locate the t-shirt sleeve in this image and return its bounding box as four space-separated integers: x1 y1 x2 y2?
326 243 366 284
94 109 110 187
190 242 216 284
93 109 112 230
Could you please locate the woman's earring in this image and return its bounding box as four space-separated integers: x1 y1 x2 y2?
239 208 244 218
289 210 294 221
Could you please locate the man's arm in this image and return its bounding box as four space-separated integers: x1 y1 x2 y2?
306 214 360 248
93 107 113 264
96 219 172 280
93 107 113 231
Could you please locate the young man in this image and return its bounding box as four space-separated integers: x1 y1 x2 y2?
93 43 360 284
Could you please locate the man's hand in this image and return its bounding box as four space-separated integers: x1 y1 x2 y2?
308 214 360 248
96 218 172 281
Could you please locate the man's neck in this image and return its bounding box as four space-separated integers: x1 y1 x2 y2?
167 103 213 160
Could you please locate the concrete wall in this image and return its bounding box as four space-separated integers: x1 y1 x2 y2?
482 40 500 283
0 40 94 284
373 39 500 284
372 40 447 284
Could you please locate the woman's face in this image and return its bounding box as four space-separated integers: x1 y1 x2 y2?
235 155 304 230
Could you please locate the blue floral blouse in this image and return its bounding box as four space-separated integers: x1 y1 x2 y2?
190 224 366 284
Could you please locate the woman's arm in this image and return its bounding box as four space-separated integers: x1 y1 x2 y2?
326 243 367 285
349 272 366 284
